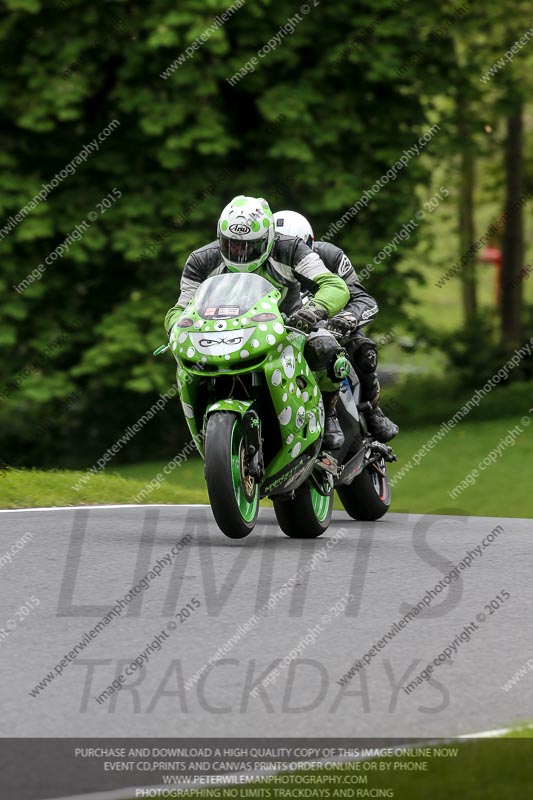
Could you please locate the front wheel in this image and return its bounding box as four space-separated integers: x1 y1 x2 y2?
336 459 391 521
273 475 334 538
204 412 259 539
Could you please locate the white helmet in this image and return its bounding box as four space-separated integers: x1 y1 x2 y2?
217 195 275 272
273 210 314 248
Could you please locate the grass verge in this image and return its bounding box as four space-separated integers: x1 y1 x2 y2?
124 732 533 800
1 418 531 516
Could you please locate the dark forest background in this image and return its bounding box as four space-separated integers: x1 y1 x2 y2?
0 0 531 468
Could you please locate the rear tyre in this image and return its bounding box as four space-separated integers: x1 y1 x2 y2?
337 459 391 521
204 412 259 539
273 476 333 538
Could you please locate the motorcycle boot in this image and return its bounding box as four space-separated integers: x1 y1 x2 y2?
322 391 345 450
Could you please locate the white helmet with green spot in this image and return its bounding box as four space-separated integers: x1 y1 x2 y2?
218 195 275 272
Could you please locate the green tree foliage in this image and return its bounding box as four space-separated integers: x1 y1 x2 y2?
1 0 506 464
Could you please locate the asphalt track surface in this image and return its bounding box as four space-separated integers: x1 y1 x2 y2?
0 505 532 797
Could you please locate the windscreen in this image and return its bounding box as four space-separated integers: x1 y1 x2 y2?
194 272 275 319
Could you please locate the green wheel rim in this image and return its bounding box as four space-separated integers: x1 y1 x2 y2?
230 420 258 523
310 483 330 523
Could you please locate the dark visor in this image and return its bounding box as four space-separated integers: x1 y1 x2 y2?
220 234 268 264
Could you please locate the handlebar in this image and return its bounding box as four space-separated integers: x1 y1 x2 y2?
280 312 305 334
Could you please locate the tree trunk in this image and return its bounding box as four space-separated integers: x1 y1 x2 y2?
500 98 524 349
457 91 477 322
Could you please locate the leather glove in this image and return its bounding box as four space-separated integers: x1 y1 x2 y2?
328 311 359 338
287 303 328 333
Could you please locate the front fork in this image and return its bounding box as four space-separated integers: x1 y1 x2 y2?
203 402 265 481
242 409 264 480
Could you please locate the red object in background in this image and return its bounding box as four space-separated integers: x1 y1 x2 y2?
480 246 502 306
480 246 502 265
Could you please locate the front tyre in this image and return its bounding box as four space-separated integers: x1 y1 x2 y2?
273 476 333 538
337 459 391 521
204 412 259 539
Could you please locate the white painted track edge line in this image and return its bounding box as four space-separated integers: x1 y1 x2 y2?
0 504 211 513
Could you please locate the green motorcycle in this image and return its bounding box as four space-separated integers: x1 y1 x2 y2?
159 272 396 539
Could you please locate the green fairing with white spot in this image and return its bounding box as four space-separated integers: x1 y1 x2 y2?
161 269 394 538
170 272 324 481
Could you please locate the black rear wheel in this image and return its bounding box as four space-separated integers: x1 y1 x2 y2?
273 475 333 538
204 412 259 539
337 459 391 521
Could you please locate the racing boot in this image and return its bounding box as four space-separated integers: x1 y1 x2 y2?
365 405 399 442
351 348 399 442
322 391 345 450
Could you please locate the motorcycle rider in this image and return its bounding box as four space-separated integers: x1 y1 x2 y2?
273 210 398 442
164 195 350 449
